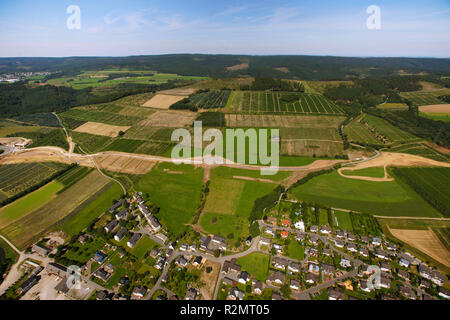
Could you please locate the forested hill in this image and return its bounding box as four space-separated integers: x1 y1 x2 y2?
1 55 449 80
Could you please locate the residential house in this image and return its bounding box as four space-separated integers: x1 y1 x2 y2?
431 270 445 286
222 260 241 274
179 243 188 251
347 233 356 241
290 279 300 291
379 275 391 289
385 242 397 251
192 256 203 268
360 280 372 293
320 226 332 235
347 242 357 253
322 248 332 257
321 263 335 276
288 262 300 273
310 235 319 246
294 220 305 232
305 272 319 284
399 258 410 268
328 288 345 300
340 258 352 268
360 236 369 244
309 225 318 233
438 287 450 299
92 251 107 264
375 249 389 260
93 268 111 282
185 288 198 300
380 262 391 272
155 233 168 244
335 230 344 239
212 235 228 251
418 264 433 280
359 247 369 257
281 219 291 228
109 199 125 213
104 219 119 233
115 208 128 220
334 239 345 248
114 227 127 242
371 237 382 246
266 271 285 286
265 226 275 236
271 291 283 300
253 280 262 295
398 269 410 281
272 243 283 254
200 236 211 251
131 286 147 300
399 285 416 300
238 271 250 284
260 237 271 247
228 287 245 300
175 255 188 268
308 262 320 273
272 257 289 270
127 233 142 248
280 230 289 238
295 233 305 242
46 263 68 277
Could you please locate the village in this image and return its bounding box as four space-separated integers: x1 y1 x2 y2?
1 191 448 301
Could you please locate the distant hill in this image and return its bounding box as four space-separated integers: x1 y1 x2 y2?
1 54 449 80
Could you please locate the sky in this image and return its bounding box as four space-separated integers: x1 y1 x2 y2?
0 0 449 58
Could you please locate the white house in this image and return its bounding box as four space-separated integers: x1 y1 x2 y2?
294 220 305 232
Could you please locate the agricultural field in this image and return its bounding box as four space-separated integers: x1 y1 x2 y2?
11 113 60 127
0 170 111 249
340 167 386 178
39 70 207 90
363 114 417 143
70 131 113 153
288 170 442 218
305 80 353 94
142 94 188 109
73 122 131 138
0 162 68 198
419 112 450 123
200 167 279 241
344 117 382 146
332 210 353 231
377 102 409 111
58 183 123 236
237 253 270 282
137 110 196 127
388 141 450 162
60 108 144 126
400 89 450 106
134 163 204 237
391 167 450 217
227 91 344 114
189 90 231 109
95 154 156 174
389 228 450 268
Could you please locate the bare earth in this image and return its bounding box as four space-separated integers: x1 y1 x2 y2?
95 154 156 174
419 104 450 113
274 67 290 73
74 122 131 137
226 63 249 71
142 94 188 109
389 227 450 267
346 152 450 169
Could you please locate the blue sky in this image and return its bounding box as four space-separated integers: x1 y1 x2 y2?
0 0 449 57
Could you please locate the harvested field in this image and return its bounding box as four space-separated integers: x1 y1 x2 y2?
389 228 450 267
73 122 131 137
95 154 156 174
419 104 450 113
274 67 289 73
157 87 197 96
226 63 249 71
142 94 188 109
138 110 196 127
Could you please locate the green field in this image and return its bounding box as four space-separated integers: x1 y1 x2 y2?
285 240 305 260
0 181 63 229
419 112 450 123
237 252 270 282
400 90 450 106
341 167 385 178
391 167 450 218
70 131 113 153
377 102 409 111
345 118 381 146
61 108 144 126
134 163 204 237
199 212 249 242
289 171 441 218
189 90 231 109
388 141 449 162
59 183 123 235
0 237 19 280
363 114 417 143
227 91 344 114
333 210 353 231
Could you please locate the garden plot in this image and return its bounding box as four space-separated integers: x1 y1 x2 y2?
73 122 131 137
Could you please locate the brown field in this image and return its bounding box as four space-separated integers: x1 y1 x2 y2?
74 122 131 137
142 94 188 109
419 104 450 113
157 87 197 96
198 260 221 300
419 81 443 91
225 114 345 128
137 110 196 127
389 228 450 267
274 67 290 73
95 154 155 174
226 63 249 71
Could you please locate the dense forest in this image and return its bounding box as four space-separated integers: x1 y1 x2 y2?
1 55 449 80
0 80 191 118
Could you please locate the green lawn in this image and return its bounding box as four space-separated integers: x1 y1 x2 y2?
59 183 123 235
127 235 159 260
286 240 305 260
318 209 329 225
341 167 385 178
289 171 441 217
333 210 353 231
237 252 270 282
199 212 249 241
135 163 204 237
0 181 63 229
